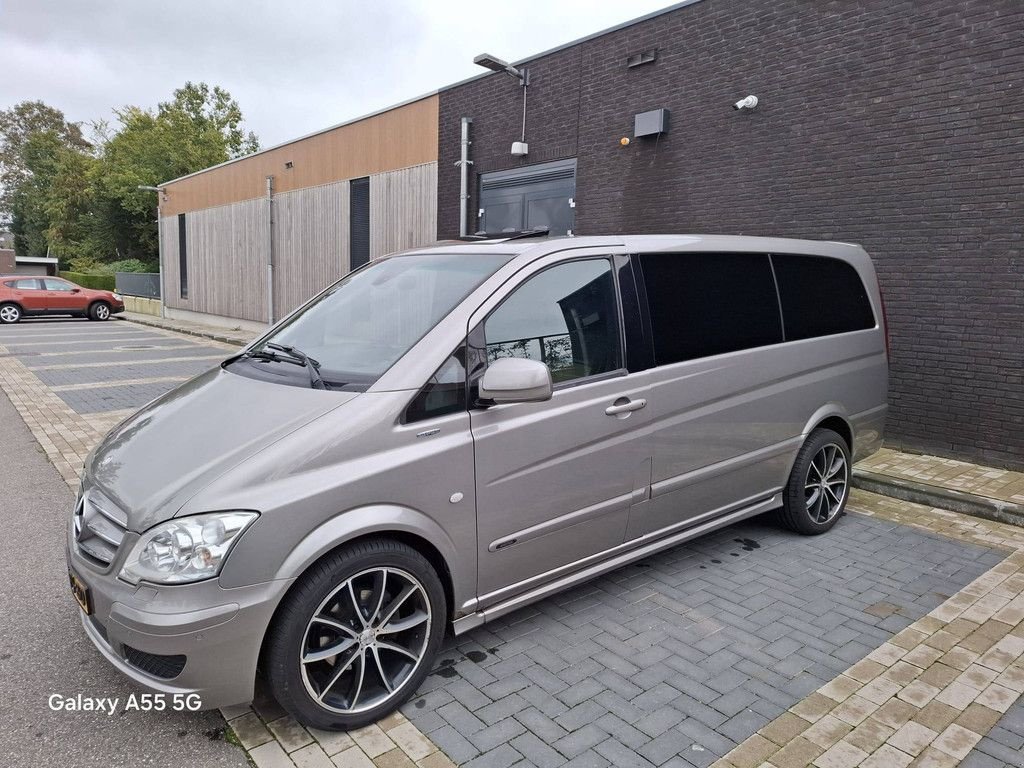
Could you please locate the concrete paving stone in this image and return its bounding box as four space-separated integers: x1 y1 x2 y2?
349 725 396 759
250 741 298 768
469 718 529 753
560 750 610 768
291 744 335 768
308 727 356 756
551 725 609 759
333 746 376 768
462 744 523 768
509 732 569 768
387 722 437 761
267 716 315 752
427 726 481 765
233 711 276 749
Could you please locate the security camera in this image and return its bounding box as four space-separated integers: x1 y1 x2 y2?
733 95 759 110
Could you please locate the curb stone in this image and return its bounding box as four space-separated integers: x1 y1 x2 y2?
853 468 1024 529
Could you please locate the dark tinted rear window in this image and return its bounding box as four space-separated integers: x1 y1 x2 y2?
772 254 875 340
638 253 783 364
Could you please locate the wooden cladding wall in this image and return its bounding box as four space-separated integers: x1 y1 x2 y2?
160 96 439 217
273 181 349 319
161 163 438 324
369 162 438 259
162 198 269 323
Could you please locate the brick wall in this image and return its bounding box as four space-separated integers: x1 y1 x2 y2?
438 0 1024 468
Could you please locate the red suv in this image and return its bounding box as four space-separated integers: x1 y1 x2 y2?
0 276 125 324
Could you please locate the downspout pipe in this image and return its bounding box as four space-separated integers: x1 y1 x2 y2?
457 117 473 238
266 175 275 325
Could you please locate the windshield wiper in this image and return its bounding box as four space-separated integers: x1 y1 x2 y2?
244 343 326 390
267 343 326 390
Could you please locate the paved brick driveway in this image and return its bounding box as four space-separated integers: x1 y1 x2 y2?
404 512 1006 767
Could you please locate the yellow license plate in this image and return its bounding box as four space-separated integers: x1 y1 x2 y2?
69 570 92 615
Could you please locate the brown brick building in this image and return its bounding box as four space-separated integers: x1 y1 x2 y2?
436 0 1024 468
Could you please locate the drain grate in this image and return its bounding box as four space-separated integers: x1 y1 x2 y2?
116 345 156 350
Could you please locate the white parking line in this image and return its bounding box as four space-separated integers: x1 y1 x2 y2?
50 376 191 391
28 354 226 371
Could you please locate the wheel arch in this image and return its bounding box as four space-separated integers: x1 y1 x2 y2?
801 405 853 452
270 505 460 621
0 300 24 315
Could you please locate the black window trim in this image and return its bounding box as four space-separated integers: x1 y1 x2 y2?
471 254 629 402
631 250 879 371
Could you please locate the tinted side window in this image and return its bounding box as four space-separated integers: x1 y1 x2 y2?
639 253 783 364
405 345 467 423
44 279 74 291
772 254 875 340
9 279 40 290
485 259 622 384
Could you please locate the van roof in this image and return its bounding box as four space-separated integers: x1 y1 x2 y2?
402 234 866 260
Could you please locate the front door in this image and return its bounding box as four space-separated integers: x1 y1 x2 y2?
470 257 651 603
478 159 575 236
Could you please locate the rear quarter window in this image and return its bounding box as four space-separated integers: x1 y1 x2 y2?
771 254 876 340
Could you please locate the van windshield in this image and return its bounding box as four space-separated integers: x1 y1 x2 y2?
228 253 512 391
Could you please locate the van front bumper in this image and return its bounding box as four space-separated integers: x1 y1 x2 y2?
66 544 293 710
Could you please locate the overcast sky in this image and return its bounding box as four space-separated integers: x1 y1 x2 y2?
1 0 676 148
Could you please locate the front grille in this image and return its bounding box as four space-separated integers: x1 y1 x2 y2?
74 491 128 567
123 646 186 680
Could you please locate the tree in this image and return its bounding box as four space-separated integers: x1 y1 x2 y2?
6 82 259 264
89 82 260 261
0 101 89 226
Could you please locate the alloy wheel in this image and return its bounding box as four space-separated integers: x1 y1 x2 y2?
95 304 110 320
804 443 848 524
0 305 20 323
299 567 431 714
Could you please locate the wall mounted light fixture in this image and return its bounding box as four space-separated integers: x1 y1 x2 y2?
474 52 531 157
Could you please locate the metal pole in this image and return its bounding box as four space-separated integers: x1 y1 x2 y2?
266 175 275 325
458 117 473 238
157 205 166 318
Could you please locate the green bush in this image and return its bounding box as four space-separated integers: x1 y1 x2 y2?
59 271 116 291
107 258 155 274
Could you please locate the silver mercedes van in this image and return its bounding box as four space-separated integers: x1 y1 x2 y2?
66 234 888 730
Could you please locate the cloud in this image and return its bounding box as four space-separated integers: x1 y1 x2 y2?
0 0 675 147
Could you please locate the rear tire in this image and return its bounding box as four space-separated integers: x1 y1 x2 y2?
265 538 447 731
89 302 111 321
778 428 851 535
0 303 21 324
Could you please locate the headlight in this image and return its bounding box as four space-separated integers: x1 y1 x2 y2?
120 511 257 585
111 293 123 301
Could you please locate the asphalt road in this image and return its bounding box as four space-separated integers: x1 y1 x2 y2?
0 387 248 767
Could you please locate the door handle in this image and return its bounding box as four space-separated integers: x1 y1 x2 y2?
605 398 647 416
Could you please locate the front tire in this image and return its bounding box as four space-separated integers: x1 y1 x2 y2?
778 428 851 535
0 303 21 324
89 302 111 321
265 538 447 731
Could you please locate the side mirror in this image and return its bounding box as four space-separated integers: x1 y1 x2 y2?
71 288 81 293
478 357 553 404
